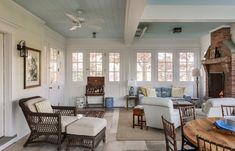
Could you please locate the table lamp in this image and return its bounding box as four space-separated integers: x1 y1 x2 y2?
127 80 136 96
192 68 200 98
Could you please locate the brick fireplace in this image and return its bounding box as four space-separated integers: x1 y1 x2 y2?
202 27 235 98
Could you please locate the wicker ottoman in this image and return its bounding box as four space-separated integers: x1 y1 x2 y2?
66 117 107 151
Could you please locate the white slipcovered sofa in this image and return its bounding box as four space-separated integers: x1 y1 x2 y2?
196 97 235 118
141 97 181 129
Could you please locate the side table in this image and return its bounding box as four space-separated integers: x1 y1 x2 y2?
133 107 146 129
191 97 200 108
126 95 138 110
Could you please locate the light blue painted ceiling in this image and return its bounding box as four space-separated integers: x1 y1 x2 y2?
139 22 231 39
148 0 235 5
11 0 235 40
12 0 125 39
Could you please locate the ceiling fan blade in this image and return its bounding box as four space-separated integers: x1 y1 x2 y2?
65 13 78 23
78 17 85 22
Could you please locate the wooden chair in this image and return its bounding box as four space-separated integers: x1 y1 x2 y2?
178 106 196 150
221 105 235 116
197 135 235 151
161 116 177 151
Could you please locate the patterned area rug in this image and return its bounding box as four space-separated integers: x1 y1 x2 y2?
77 109 105 118
117 108 181 141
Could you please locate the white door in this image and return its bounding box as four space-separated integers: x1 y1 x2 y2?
0 33 4 137
48 48 64 105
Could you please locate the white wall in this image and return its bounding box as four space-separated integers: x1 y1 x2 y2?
231 23 235 43
65 38 201 107
200 34 210 99
0 0 65 149
65 39 129 107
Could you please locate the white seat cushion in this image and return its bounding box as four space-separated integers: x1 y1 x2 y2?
207 98 235 107
24 97 46 112
61 116 78 132
35 101 53 113
66 117 107 136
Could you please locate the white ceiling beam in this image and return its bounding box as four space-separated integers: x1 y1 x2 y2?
141 5 235 22
124 0 147 45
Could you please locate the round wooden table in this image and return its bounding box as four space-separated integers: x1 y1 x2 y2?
183 117 235 148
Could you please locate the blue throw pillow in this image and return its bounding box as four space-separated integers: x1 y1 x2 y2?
161 87 172 97
155 87 162 97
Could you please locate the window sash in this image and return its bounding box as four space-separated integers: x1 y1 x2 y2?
72 52 83 81
109 53 120 81
89 53 103 76
137 52 151 81
157 52 173 81
179 52 194 81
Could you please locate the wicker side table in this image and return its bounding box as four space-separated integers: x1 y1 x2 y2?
132 107 146 129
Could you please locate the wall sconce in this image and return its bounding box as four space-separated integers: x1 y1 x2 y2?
17 40 28 57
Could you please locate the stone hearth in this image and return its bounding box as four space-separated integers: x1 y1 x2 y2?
202 27 235 98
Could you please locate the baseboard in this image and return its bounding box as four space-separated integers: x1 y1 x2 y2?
0 133 28 151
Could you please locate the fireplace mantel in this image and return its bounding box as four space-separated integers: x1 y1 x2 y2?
202 56 231 73
201 56 231 65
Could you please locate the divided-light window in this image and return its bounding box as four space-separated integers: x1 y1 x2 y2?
90 53 103 76
179 52 194 81
137 52 151 81
72 52 83 81
49 48 58 82
158 52 173 81
109 53 120 81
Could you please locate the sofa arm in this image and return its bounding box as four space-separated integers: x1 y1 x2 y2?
52 106 77 116
195 108 207 119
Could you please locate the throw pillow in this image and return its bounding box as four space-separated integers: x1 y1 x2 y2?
146 88 156 97
161 87 172 97
171 87 185 98
155 87 162 97
35 100 53 113
140 87 147 96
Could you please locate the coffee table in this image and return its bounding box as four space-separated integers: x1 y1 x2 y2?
173 100 193 108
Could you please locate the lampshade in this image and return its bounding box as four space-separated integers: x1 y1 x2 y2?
127 79 136 87
192 68 200 77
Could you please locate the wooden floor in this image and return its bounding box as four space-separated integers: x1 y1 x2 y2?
3 108 181 151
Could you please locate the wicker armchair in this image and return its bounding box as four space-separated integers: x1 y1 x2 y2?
19 96 77 151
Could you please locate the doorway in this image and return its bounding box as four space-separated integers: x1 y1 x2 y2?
0 33 4 138
48 47 64 106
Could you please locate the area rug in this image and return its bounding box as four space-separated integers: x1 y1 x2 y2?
77 109 105 118
116 108 181 141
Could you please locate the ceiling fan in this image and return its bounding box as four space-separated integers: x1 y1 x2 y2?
65 10 104 31
65 10 85 30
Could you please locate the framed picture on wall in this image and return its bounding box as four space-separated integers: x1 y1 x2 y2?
24 48 41 89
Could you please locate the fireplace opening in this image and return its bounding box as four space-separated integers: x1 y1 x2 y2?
208 72 224 98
